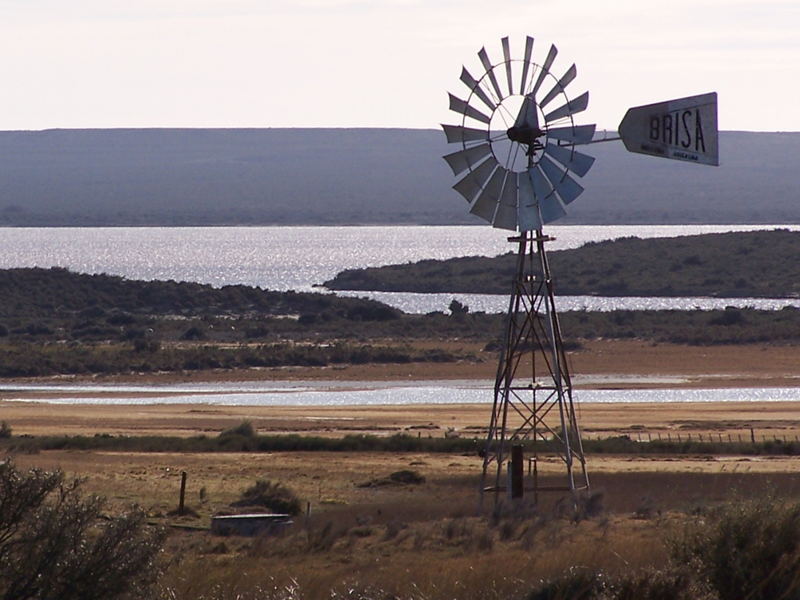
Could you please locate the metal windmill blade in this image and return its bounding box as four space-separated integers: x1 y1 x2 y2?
442 36 596 231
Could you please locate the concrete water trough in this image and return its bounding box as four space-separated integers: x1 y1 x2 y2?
211 513 293 536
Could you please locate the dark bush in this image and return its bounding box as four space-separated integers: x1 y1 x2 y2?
231 480 302 516
345 303 400 321
388 470 425 484
611 568 700 600
709 307 746 326
670 498 800 600
78 306 106 318
132 338 160 353
244 325 269 339
106 312 136 326
23 323 53 336
448 299 469 316
180 325 206 340
0 460 164 600
219 421 256 438
527 567 606 600
527 567 700 600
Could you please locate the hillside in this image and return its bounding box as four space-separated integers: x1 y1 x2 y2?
323 229 800 298
0 129 798 226
0 267 400 321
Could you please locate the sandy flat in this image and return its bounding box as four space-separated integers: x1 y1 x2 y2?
3 399 800 441
1 340 798 439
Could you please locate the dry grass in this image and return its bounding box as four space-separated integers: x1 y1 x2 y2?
158 513 671 599
9 447 800 599
5 386 800 599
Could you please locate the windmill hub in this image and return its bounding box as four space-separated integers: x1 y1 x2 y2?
505 124 544 147
506 124 545 157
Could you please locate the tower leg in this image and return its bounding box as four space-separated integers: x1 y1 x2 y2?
480 230 589 507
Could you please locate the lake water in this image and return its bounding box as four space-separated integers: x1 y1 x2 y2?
2 380 799 406
2 225 798 407
1 224 798 313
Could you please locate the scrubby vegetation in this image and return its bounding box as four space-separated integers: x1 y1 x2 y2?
153 489 800 600
0 460 163 600
525 498 800 600
562 305 800 345
0 340 470 377
324 229 800 298
232 480 302 515
0 266 403 320
4 430 800 456
1 266 799 377
5 439 800 599
2 305 799 377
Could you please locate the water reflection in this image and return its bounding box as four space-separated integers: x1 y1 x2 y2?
335 290 800 314
2 380 798 406
1 224 797 293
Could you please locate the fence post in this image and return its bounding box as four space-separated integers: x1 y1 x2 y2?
178 471 187 516
750 428 756 444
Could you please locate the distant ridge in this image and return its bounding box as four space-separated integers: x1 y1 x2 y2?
0 128 798 226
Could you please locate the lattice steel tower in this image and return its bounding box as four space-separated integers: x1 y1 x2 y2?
441 35 594 502
481 231 588 502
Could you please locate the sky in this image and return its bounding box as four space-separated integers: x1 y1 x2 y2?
0 0 798 132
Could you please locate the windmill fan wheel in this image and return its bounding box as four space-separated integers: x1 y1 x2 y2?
442 35 597 231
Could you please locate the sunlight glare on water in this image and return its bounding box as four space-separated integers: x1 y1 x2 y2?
1 224 796 291
1 224 798 313
2 381 799 406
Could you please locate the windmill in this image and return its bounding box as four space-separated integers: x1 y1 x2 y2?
441 35 718 504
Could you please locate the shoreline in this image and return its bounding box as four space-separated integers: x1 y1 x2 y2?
2 340 798 391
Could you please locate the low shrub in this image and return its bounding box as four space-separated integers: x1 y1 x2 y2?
670 498 800 600
219 420 256 439
0 460 164 599
231 480 302 516
388 469 425 484
527 567 702 600
527 567 606 600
